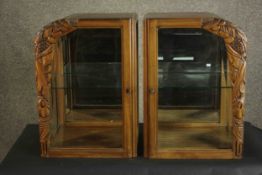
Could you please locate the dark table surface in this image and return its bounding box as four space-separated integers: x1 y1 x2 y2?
1 122 262 175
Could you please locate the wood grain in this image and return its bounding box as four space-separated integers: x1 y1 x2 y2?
50 126 122 148
158 125 232 149
158 109 219 123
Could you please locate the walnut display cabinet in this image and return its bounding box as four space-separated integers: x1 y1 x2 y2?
143 13 247 159
34 14 137 158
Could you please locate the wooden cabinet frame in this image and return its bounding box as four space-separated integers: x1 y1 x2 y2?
34 14 137 158
143 13 247 159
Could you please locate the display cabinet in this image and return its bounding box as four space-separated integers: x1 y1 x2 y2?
34 14 137 158
143 13 247 159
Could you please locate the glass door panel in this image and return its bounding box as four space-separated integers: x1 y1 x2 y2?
50 28 123 149
157 28 232 150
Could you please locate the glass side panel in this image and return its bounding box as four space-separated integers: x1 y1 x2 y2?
157 28 232 150
49 28 123 149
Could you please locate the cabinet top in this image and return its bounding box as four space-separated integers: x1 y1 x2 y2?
144 12 219 19
66 13 137 20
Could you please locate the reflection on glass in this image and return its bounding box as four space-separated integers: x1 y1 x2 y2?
50 29 122 148
157 28 232 150
65 29 122 108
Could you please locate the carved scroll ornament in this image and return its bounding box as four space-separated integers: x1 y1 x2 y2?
34 19 75 156
203 18 247 158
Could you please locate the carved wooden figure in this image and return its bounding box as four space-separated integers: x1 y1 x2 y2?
34 14 137 158
143 13 247 159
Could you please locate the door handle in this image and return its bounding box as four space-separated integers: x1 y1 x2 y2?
149 88 155 94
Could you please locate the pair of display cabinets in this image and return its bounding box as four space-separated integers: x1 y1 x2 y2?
34 13 247 159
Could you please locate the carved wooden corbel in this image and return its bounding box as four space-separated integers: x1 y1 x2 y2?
34 19 75 156
203 18 247 158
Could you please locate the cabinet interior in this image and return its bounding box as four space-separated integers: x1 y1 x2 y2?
156 28 233 150
50 29 123 149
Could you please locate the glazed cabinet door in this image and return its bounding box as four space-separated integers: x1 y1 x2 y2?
144 18 236 159
36 17 137 158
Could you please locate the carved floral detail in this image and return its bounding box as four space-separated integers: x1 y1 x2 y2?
203 18 247 158
34 19 75 156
